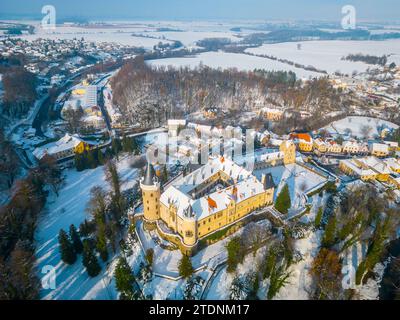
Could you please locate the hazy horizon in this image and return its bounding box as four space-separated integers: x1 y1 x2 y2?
1 0 399 23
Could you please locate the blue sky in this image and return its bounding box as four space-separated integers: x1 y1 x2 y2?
0 0 399 21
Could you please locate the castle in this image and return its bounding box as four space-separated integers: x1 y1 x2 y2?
140 140 296 254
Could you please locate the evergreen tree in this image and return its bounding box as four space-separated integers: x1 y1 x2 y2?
275 184 291 214
161 165 168 184
226 236 244 273
178 254 194 279
79 219 96 237
114 257 136 299
263 247 276 279
145 248 154 266
96 222 109 262
131 137 139 155
97 149 105 165
69 224 83 254
82 240 101 277
315 207 323 229
58 229 77 265
87 150 98 169
112 139 122 158
74 153 84 171
267 265 291 300
322 214 337 248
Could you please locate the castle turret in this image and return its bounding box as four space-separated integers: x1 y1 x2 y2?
280 140 296 165
140 162 161 222
261 173 275 205
181 205 197 247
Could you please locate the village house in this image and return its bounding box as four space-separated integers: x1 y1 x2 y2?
339 156 392 182
370 143 390 157
291 133 313 152
326 140 343 154
313 138 328 153
260 107 284 121
33 133 95 161
342 140 360 154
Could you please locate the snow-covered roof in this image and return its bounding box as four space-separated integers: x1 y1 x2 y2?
168 119 186 126
370 143 389 153
33 133 91 159
383 158 400 171
340 159 376 177
342 140 360 149
358 157 391 174
160 156 266 220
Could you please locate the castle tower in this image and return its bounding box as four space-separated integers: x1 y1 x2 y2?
181 205 197 247
280 140 296 165
140 162 161 223
261 173 275 205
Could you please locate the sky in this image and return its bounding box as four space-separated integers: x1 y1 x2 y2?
0 0 399 22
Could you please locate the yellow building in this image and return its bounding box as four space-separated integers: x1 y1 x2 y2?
260 107 284 121
141 156 275 254
370 143 389 157
327 141 342 154
291 133 313 152
339 156 392 182
383 158 400 173
339 159 377 181
279 140 296 165
342 141 360 154
140 163 161 223
33 133 93 161
313 139 328 153
72 88 86 95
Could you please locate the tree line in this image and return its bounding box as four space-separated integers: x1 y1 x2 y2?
0 155 62 299
110 56 352 132
74 135 139 172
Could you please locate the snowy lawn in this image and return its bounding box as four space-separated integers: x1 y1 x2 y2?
322 116 398 139
273 230 323 300
36 154 139 300
254 163 328 211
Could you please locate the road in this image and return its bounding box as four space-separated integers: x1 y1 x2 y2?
94 73 113 133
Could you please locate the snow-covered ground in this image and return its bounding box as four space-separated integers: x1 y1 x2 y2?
143 31 241 47
246 40 400 75
36 154 139 300
322 116 399 139
147 51 321 79
19 32 171 49
274 231 323 300
253 163 328 212
14 20 246 50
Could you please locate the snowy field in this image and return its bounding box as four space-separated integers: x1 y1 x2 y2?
13 20 246 49
143 30 241 47
36 155 139 300
148 51 320 79
322 116 399 139
246 40 400 75
18 32 172 49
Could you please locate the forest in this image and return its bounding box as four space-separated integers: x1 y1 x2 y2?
110 56 352 132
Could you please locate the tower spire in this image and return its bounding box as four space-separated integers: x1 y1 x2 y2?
142 162 156 186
